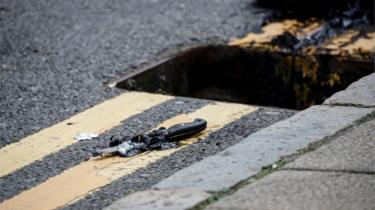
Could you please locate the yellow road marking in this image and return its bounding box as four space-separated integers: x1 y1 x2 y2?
323 30 359 50
0 92 173 177
229 20 300 46
230 18 375 56
323 30 375 54
342 32 375 52
0 102 257 210
228 20 325 47
229 19 324 48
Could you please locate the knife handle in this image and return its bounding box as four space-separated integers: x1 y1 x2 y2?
166 118 207 141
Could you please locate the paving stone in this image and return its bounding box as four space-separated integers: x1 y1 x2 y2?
154 106 373 192
206 171 375 210
324 73 375 107
285 118 375 172
104 188 210 210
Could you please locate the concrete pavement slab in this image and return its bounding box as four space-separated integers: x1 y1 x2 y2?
154 105 373 192
104 188 210 210
324 73 375 107
206 171 375 210
285 117 375 173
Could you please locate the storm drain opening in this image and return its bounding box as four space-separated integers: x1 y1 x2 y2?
114 44 373 110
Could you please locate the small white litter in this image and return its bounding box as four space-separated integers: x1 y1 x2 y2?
174 100 185 105
74 132 98 141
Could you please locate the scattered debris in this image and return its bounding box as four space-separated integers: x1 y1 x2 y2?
93 118 207 157
259 0 373 51
258 0 373 26
0 64 17 71
174 101 185 105
74 132 98 141
270 31 299 49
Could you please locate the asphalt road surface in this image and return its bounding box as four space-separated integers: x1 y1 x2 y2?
0 0 268 147
0 1 296 209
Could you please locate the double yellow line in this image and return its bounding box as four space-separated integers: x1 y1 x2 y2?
0 92 173 178
0 91 257 210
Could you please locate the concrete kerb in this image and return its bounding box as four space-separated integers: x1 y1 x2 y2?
104 188 211 210
324 73 375 107
105 105 374 210
284 115 375 173
154 105 373 193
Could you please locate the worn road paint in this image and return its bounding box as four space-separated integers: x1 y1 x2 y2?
0 102 257 210
322 30 375 55
0 92 173 177
230 18 375 57
229 20 300 46
229 20 323 47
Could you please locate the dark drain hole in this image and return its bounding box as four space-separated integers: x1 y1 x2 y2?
115 45 373 110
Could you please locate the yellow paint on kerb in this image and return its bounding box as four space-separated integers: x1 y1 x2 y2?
0 102 257 210
0 92 173 177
